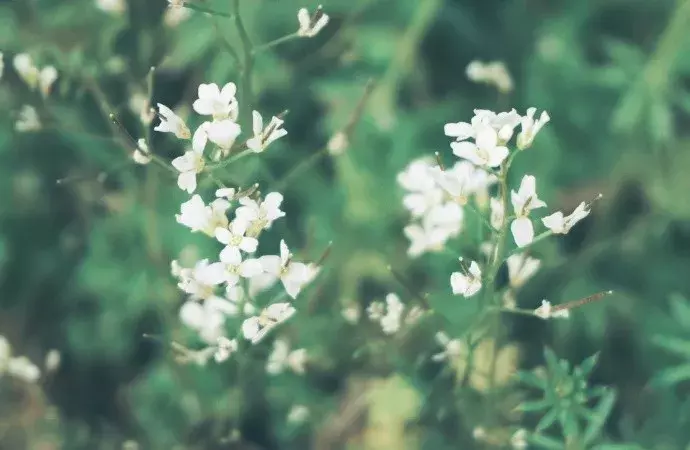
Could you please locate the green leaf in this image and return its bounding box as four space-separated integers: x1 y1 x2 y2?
544 348 561 375
537 408 560 432
516 370 548 389
651 335 690 359
583 389 617 445
579 352 600 378
518 398 552 412
529 432 565 450
669 293 690 330
651 364 690 387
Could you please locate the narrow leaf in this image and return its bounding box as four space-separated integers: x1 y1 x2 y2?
584 389 617 445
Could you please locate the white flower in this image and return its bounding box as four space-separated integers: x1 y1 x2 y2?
380 293 405 334
451 122 509 168
259 240 314 299
510 175 546 247
445 109 521 143
534 300 570 320
431 161 497 205
510 429 528 450
15 105 41 132
466 60 513 93
193 82 238 120
506 253 541 289
38 66 58 97
398 159 444 217
266 339 307 375
242 303 296 344
167 0 185 7
171 147 205 193
174 259 223 300
179 300 226 343
405 305 425 325
215 187 236 200
366 301 385 321
297 5 329 38
432 332 463 362
246 111 287 153
542 201 591 234
403 222 455 258
155 103 191 139
45 349 61 373
96 0 126 14
133 138 152 165
202 247 263 288
7 356 41 383
214 337 238 362
164 4 191 27
215 220 258 253
11 53 57 96
287 405 310 424
517 107 550 150
0 336 11 373
193 119 242 153
176 195 230 236
490 197 505 230
450 259 482 297
235 192 286 232
129 92 154 125
327 131 348 155
342 303 361 324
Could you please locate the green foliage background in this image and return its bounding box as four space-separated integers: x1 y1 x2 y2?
2 0 690 448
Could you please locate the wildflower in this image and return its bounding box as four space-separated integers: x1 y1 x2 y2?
534 300 570 320
171 147 205 193
241 302 296 344
15 105 41 132
450 259 482 297
179 300 227 343
342 303 361 324
405 305 425 325
176 195 230 236
192 119 242 156
403 222 450 257
297 5 329 38
38 65 58 97
451 122 509 168
542 201 591 234
432 332 463 362
202 246 263 288
445 109 521 143
510 175 546 247
45 350 61 373
235 192 286 233
398 158 444 217
246 111 287 153
510 429 528 449
266 339 307 374
215 219 259 253
379 293 405 334
506 253 541 289
258 240 315 299
223 285 257 316
96 0 126 14
431 162 497 205
12 53 56 96
155 103 191 139
7 356 40 382
287 405 310 424
192 82 238 120
174 259 224 300
490 197 505 230
129 92 154 125
164 6 191 27
214 337 238 362
133 138 152 165
466 60 513 93
215 187 236 200
517 107 550 150
327 131 348 155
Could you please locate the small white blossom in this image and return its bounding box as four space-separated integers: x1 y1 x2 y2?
403 220 459 258
15 105 41 132
517 108 550 150
164 4 191 27
510 175 546 247
534 300 570 320
38 65 58 97
506 253 541 289
466 60 513 93
214 337 238 362
450 259 482 297
490 197 505 230
398 158 444 217
215 187 236 200
202 247 263 288
7 356 40 383
542 201 591 234
246 111 287 153
235 192 286 232
445 109 521 143
266 339 307 375
45 350 61 373
129 92 154 125
174 259 225 300
379 293 405 334
193 82 238 120
242 303 296 344
432 332 463 362
12 55 56 96
451 122 509 168
96 0 126 14
0 336 11 373
327 131 348 155
171 146 205 193
155 103 191 139
297 5 329 38
192 119 242 157
258 240 316 299
179 300 226 343
432 161 497 205
342 303 361 324
133 138 152 165
167 0 185 7
287 405 310 424
176 195 230 235
215 220 258 253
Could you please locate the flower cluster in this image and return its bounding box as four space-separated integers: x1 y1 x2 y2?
162 80 315 362
466 60 514 93
366 293 425 334
0 335 41 383
7 53 59 133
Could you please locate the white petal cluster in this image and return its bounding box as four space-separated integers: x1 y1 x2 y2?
506 253 541 289
96 0 126 14
266 339 307 375
510 175 547 247
466 60 514 93
13 53 58 97
542 201 591 234
246 111 287 153
15 105 41 133
450 259 482 297
0 336 41 383
534 300 570 320
431 332 463 362
297 6 330 38
367 293 425 335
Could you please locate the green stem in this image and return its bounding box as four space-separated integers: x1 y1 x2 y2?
184 3 233 17
233 0 255 128
252 33 299 54
466 201 497 233
504 230 554 260
205 148 254 170
212 19 242 67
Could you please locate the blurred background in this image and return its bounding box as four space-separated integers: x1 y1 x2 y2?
2 0 690 448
